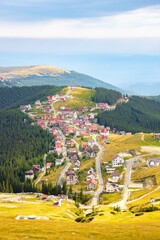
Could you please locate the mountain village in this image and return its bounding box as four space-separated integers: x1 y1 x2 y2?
19 86 160 210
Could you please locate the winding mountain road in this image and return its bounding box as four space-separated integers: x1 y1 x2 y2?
89 135 104 206
108 153 160 209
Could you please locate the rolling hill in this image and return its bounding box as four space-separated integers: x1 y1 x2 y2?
0 65 126 93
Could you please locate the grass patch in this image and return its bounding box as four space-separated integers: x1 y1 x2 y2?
54 87 96 111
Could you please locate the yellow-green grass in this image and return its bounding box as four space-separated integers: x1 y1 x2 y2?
143 134 160 146
79 157 96 172
127 187 160 208
128 187 157 201
132 166 160 182
101 134 144 163
45 166 65 185
0 197 77 221
100 192 123 205
1 200 160 239
54 86 96 111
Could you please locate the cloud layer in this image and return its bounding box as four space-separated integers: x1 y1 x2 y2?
0 5 160 39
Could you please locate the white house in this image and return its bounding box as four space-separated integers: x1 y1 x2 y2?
111 172 120 183
60 105 65 110
86 172 97 181
112 154 125 167
25 170 34 180
106 182 120 193
88 139 95 148
55 159 62 166
147 158 160 167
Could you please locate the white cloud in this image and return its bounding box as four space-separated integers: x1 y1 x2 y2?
0 5 160 39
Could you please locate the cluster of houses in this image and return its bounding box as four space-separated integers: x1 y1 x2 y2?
25 162 55 181
65 166 98 191
86 167 97 190
103 154 125 193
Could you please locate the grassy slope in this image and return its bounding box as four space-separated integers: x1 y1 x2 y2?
54 86 96 111
1 199 160 240
101 133 144 163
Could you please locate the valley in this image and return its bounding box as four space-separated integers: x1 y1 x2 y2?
1 85 160 239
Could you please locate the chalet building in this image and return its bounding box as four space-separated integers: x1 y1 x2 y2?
87 179 97 190
70 155 78 162
110 172 120 183
82 142 88 149
86 172 97 181
65 171 78 185
88 139 95 147
35 100 41 107
147 158 160 167
153 133 160 139
73 160 81 171
88 167 94 174
20 104 31 111
92 145 99 152
25 170 34 180
46 163 54 169
32 165 40 173
106 182 120 193
55 159 62 166
112 154 125 167
106 168 115 174
60 105 65 110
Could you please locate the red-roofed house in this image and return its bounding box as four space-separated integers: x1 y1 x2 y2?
60 105 65 110
87 179 97 190
82 142 88 149
46 162 54 169
69 148 77 153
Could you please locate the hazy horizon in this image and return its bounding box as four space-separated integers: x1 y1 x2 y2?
0 0 160 94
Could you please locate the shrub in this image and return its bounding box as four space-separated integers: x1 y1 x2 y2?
135 212 144 216
75 217 84 222
110 211 116 215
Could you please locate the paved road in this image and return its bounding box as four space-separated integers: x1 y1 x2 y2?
58 159 71 186
89 135 104 206
51 102 57 118
108 153 160 209
35 153 47 185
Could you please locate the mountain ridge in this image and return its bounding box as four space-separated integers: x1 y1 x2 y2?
0 65 128 94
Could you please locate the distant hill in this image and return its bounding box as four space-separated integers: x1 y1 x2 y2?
0 65 127 93
97 96 160 133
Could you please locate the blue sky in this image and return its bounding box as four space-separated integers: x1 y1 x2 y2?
0 0 160 92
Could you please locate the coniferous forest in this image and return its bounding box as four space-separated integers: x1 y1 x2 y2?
0 109 52 192
92 87 122 105
0 85 63 109
97 96 160 133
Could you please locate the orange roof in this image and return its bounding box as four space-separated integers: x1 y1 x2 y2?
87 179 97 186
46 162 53 167
42 194 48 199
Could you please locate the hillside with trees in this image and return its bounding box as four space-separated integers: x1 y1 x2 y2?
0 85 63 109
92 87 122 105
0 110 52 192
97 96 160 133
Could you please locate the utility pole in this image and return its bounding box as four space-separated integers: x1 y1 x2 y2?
22 195 24 210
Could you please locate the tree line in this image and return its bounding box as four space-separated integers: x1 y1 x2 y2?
92 87 122 105
0 85 64 109
97 96 160 133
